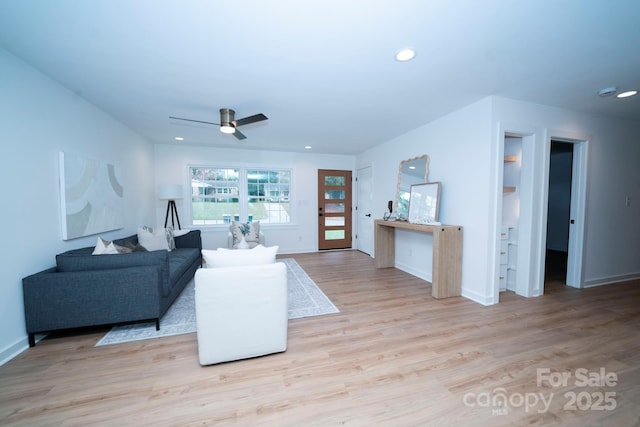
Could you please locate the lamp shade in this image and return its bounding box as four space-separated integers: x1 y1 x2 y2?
157 184 183 200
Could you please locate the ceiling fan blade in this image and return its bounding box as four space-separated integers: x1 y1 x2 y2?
233 113 268 127
233 129 247 140
169 116 220 126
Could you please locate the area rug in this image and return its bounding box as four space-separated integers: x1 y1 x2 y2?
96 258 338 346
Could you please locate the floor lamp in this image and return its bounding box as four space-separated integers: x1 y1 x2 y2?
158 184 183 230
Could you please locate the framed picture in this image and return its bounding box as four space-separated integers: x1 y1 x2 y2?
408 182 441 225
59 152 124 240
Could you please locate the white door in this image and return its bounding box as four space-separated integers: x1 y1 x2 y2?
556 139 587 288
356 166 373 255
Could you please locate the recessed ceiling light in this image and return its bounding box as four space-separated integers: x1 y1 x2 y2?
395 48 416 62
175 136 184 141
304 145 312 150
617 90 638 98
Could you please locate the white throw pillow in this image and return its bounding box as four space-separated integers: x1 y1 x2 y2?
92 237 130 255
137 227 171 251
202 244 278 268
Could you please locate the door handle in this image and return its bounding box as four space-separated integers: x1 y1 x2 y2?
365 213 371 217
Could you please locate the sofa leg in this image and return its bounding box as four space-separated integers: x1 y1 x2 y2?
28 334 35 348
155 319 160 331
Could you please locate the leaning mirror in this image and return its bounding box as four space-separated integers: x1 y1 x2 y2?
408 182 441 224
396 155 430 220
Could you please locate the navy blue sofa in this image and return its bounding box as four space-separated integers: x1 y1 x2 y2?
22 230 202 347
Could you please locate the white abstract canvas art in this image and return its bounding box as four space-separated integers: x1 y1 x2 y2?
59 152 124 240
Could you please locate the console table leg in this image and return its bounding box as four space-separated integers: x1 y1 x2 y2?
432 227 463 298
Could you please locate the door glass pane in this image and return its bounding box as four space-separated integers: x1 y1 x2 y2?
324 176 345 186
325 203 345 213
325 217 345 227
325 230 345 240
325 190 345 200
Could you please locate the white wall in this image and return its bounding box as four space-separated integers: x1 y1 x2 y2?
358 98 495 304
154 144 355 253
0 48 156 365
492 97 640 288
360 95 640 306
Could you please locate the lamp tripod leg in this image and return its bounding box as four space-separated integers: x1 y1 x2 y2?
174 203 181 229
169 200 181 230
164 201 171 228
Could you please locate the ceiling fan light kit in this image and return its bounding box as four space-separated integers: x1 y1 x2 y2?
617 90 638 98
219 108 236 134
597 86 638 99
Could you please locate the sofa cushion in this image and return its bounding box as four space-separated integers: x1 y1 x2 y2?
168 248 201 285
173 229 202 250
57 249 168 272
202 245 278 268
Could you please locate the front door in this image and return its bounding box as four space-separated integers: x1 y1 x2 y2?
318 169 352 250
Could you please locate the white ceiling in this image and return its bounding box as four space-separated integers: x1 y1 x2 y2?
1 0 639 155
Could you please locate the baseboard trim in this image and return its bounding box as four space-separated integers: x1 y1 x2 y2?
461 288 496 306
394 262 432 283
0 337 29 367
582 273 640 288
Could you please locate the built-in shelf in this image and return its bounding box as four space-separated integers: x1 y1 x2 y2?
504 155 518 162
503 186 516 193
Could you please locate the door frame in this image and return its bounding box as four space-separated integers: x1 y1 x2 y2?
549 137 588 288
317 169 352 250
492 123 589 302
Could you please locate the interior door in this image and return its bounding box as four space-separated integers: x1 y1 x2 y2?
318 169 352 250
356 166 373 255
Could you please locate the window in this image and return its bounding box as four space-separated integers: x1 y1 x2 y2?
190 166 291 225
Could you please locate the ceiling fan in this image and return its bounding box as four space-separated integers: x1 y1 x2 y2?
169 108 268 140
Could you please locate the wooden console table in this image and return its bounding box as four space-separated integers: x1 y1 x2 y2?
374 219 463 298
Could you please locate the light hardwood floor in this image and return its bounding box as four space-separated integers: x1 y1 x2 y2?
1 251 639 426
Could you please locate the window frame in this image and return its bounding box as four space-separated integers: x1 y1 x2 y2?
188 164 294 228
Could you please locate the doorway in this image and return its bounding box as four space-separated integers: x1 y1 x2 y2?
545 141 573 284
317 169 352 250
543 138 587 290
495 128 587 302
